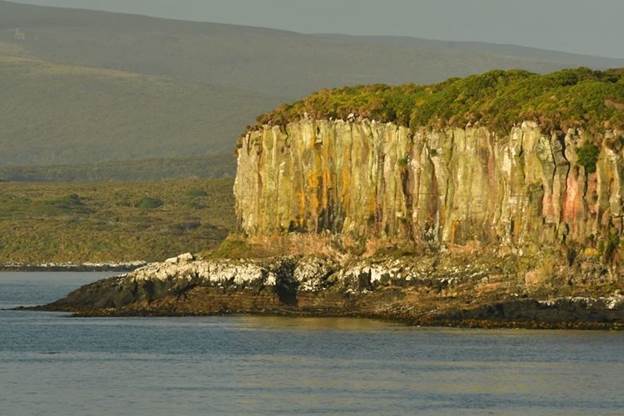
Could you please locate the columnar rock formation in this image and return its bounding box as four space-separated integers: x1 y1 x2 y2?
42 69 624 328
235 120 623 248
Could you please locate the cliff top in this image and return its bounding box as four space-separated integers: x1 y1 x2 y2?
255 68 624 134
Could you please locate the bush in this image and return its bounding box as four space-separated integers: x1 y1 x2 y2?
45 193 91 214
208 238 254 259
603 232 620 262
136 196 164 209
576 142 600 174
206 236 276 259
50 193 83 208
187 188 208 198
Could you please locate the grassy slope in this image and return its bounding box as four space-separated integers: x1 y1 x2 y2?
257 68 624 134
0 178 236 264
2 1 622 98
1 0 624 173
0 43 275 167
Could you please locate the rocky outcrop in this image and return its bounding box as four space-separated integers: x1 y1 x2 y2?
41 119 624 328
41 251 624 329
235 120 624 249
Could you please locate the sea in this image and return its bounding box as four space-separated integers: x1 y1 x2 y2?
1 272 623 416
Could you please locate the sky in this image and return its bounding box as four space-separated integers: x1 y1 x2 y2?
10 0 624 59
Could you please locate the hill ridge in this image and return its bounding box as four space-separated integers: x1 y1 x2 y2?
2 0 624 175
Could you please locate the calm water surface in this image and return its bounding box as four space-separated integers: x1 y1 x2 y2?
1 272 623 416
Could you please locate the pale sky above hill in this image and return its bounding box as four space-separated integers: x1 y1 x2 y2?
11 0 624 59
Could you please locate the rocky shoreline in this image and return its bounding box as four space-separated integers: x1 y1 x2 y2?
37 252 624 330
1 261 147 273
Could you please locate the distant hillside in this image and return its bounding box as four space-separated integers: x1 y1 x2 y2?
2 1 622 96
0 155 236 182
1 0 623 174
0 43 275 167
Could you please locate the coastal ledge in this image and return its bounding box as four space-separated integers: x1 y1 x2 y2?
38 251 624 330
1 261 147 273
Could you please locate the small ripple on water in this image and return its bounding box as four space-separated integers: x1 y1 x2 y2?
1 272 624 416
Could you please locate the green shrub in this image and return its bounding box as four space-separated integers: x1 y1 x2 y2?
136 196 164 209
576 142 600 174
50 193 83 208
209 238 252 259
187 188 208 198
44 193 91 214
603 232 620 262
188 200 207 209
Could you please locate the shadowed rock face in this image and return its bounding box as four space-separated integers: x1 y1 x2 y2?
235 120 623 247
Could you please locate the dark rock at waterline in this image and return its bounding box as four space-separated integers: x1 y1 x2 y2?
37 253 624 330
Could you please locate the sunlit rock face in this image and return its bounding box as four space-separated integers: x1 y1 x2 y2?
235 119 623 247
42 119 624 329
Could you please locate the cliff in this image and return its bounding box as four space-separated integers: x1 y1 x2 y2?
41 69 624 328
235 120 623 250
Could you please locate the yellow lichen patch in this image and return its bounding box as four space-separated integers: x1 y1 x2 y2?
321 168 331 209
584 247 600 258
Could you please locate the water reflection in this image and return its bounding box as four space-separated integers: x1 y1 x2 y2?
235 315 405 331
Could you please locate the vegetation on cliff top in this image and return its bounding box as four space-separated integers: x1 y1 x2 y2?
256 68 624 133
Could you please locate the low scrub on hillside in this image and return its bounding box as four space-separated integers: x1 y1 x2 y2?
256 68 624 134
0 156 236 182
0 179 236 264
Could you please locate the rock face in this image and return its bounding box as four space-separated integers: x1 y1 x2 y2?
235 120 623 248
42 119 624 329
